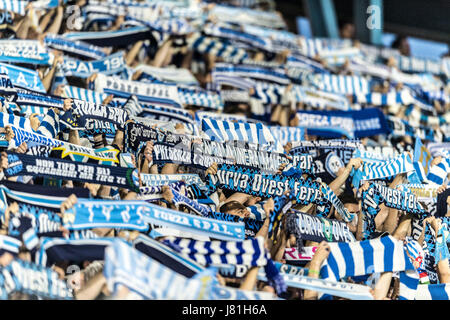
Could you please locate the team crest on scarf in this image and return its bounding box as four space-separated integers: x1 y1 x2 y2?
325 152 344 178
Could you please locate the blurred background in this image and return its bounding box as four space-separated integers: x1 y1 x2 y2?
276 0 450 59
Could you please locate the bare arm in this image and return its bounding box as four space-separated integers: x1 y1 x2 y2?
39 8 55 32
328 158 363 195
255 199 274 239
372 272 393 300
239 266 259 291
303 241 330 300
45 5 64 35
125 41 144 66
75 273 107 300
152 39 173 68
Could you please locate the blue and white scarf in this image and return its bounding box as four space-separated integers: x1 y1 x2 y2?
319 236 419 300
0 63 46 93
286 210 355 244
351 152 414 188
415 284 450 300
426 158 450 186
189 34 248 64
0 111 32 131
295 108 389 139
292 85 350 111
413 137 434 183
140 173 205 188
44 34 107 60
164 236 286 294
388 116 442 143
63 85 108 104
0 259 73 300
396 55 442 75
213 63 290 85
8 126 62 149
201 118 282 153
0 0 26 15
0 40 51 65
104 239 214 299
178 86 223 111
62 51 126 78
210 5 286 29
93 73 183 108
62 199 149 232
211 72 256 90
309 73 371 95
117 201 245 241
269 126 304 146
134 65 199 86
257 268 374 300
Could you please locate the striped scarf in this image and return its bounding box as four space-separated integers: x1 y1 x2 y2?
44 34 107 60
163 236 287 295
138 103 197 135
0 234 21 256
134 65 199 86
201 118 282 153
189 34 249 64
177 86 223 111
63 85 108 104
164 237 268 268
105 239 276 300
413 137 434 183
211 72 256 90
292 85 350 111
309 73 371 95
0 111 32 131
353 90 414 106
351 152 414 188
93 73 183 109
132 234 205 278
0 0 26 15
203 22 272 52
426 158 450 186
319 236 419 300
388 115 442 143
251 82 286 105
416 284 450 300
8 126 62 149
213 63 290 85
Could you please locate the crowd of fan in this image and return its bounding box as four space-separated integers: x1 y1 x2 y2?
0 0 449 300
